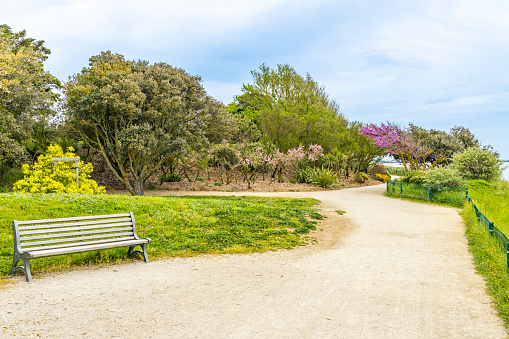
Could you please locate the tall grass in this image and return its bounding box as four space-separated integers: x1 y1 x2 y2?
386 182 465 207
462 180 509 328
0 193 323 279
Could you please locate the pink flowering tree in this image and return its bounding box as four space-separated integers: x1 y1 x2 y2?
359 123 444 172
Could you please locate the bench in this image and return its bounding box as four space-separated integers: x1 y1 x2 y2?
11 212 151 282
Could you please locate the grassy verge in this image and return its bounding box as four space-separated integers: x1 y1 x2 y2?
386 182 465 207
0 193 323 279
463 181 509 328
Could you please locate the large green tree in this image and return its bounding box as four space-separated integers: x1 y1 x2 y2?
234 64 347 151
0 25 60 166
407 124 482 164
64 51 230 196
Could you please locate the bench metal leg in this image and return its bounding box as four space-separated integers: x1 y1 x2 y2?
10 257 33 282
128 244 150 263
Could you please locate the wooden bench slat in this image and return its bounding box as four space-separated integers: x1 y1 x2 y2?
19 222 133 236
20 227 134 242
18 218 132 231
23 237 138 252
17 213 131 225
28 238 150 258
21 232 135 248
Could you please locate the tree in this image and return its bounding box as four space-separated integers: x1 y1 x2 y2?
0 25 60 165
64 51 228 196
407 124 481 164
452 147 502 181
235 64 347 151
359 122 444 172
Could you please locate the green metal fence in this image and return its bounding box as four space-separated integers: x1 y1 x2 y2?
386 181 465 207
466 189 509 273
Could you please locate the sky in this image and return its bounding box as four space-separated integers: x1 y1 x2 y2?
1 0 508 159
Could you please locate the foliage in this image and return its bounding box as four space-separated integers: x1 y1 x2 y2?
354 172 369 183
452 147 502 181
0 25 60 168
422 166 465 188
360 122 444 172
0 194 322 277
304 167 339 188
462 182 509 327
407 124 482 164
64 51 229 196
12 144 105 194
370 163 388 176
386 181 465 207
318 148 346 173
235 63 347 151
160 173 182 183
375 173 391 182
399 171 426 184
342 122 385 175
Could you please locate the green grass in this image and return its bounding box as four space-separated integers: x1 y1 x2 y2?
455 180 509 330
0 193 323 279
386 182 465 207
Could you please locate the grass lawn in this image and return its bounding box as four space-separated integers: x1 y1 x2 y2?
462 181 509 327
0 193 323 280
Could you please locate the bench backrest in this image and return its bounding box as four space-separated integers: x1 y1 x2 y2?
13 212 139 253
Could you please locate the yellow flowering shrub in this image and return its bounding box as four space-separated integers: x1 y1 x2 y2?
13 144 105 194
375 173 391 182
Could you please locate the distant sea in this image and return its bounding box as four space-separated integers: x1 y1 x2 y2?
382 161 509 182
503 162 509 181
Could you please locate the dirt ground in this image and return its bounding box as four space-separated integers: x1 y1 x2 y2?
1 184 507 338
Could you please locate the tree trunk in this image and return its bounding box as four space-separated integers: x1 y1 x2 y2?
134 180 144 196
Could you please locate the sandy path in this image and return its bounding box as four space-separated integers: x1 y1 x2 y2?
1 184 507 338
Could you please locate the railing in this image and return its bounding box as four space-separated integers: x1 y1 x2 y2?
386 181 465 207
465 189 509 273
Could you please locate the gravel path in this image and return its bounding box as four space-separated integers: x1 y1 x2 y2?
1 184 507 338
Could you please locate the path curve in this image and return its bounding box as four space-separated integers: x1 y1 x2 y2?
1 184 506 338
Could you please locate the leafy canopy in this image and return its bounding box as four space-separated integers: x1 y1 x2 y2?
0 25 60 166
235 64 347 151
64 51 229 195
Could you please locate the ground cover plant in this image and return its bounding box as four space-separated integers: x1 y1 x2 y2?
462 180 509 328
0 193 323 280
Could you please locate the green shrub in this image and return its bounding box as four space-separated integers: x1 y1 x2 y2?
13 144 105 194
160 173 182 183
422 166 465 187
467 179 492 190
354 172 369 183
453 147 502 181
297 167 338 188
308 167 338 188
295 167 314 184
400 171 426 184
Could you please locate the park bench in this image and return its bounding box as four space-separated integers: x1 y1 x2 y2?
11 212 151 282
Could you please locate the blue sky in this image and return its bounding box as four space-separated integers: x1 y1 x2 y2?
2 0 508 158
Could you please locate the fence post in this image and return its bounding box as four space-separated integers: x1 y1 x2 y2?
489 222 494 234
506 243 509 273
400 183 403 197
386 181 389 193
465 187 468 198
427 186 431 202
